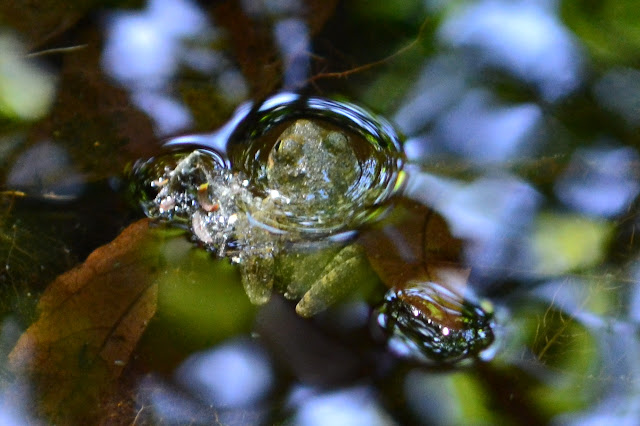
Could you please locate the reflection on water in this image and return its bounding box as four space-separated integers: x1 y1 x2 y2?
290 385 393 426
396 58 546 165
555 146 640 218
430 90 543 164
0 33 57 121
102 0 247 135
393 55 468 138
274 18 310 88
4 0 640 423
594 68 640 129
0 318 32 425
239 0 311 88
405 171 539 282
5 141 86 201
175 338 273 408
439 0 582 101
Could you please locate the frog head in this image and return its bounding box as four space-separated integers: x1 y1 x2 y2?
266 119 361 209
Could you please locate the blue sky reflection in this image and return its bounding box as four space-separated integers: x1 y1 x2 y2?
102 0 246 135
405 171 540 281
432 90 542 163
290 385 393 426
439 0 583 101
555 146 640 218
175 338 274 408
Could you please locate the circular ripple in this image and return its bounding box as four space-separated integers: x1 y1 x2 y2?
226 93 406 235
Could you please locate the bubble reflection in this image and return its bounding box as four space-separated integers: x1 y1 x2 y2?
374 282 496 364
226 93 405 234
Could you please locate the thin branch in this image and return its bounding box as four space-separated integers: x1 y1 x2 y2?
307 17 431 83
26 44 88 58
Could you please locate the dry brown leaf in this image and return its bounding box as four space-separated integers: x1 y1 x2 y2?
360 198 467 291
8 219 161 424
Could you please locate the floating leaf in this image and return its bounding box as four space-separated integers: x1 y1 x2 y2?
360 198 465 290
8 219 162 424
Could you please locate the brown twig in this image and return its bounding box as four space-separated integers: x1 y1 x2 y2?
307 17 430 83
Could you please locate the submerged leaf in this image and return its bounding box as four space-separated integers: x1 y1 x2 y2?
360 198 465 290
8 219 161 424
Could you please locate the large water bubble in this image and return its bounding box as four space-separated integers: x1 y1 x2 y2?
226 93 406 236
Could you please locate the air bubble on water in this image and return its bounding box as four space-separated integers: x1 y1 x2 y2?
226 93 406 236
373 282 496 365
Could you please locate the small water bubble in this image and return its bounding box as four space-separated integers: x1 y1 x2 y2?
129 148 227 223
373 282 496 365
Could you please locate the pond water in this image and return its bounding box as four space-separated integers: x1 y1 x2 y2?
1 0 640 424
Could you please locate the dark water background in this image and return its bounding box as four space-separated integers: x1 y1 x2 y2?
1 0 640 424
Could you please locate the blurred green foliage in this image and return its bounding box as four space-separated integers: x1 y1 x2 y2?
562 0 640 66
0 0 639 424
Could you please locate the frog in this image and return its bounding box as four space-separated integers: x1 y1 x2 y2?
141 118 374 317
237 119 371 316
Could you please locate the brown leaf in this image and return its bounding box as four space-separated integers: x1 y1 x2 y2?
8 219 161 424
360 198 467 290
